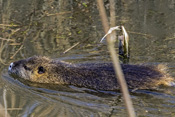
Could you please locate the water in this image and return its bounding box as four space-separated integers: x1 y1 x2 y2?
0 0 175 116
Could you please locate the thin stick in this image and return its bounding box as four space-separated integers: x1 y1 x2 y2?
96 0 136 116
0 108 22 110
108 35 136 117
61 38 90 55
0 104 10 117
96 0 109 34
3 89 8 117
165 36 175 40
45 11 72 16
128 31 153 38
62 42 80 54
0 24 19 27
0 37 15 42
10 45 24 59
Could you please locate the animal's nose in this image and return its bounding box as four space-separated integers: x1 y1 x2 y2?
9 62 13 71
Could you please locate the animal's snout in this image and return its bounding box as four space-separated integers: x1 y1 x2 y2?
9 62 13 71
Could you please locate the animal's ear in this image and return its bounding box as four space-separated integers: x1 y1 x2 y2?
38 66 45 74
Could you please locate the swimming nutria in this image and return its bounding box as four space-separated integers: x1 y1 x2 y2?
8 56 174 90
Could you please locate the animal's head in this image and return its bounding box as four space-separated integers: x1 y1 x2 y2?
8 56 59 83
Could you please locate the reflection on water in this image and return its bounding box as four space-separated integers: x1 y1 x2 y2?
0 0 175 116
1 72 117 116
2 72 175 116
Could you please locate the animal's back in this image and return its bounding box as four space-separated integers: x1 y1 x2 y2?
74 63 173 90
8 56 174 91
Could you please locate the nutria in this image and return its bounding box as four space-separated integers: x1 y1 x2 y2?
8 56 174 90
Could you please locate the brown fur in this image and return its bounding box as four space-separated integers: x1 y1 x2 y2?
8 56 174 90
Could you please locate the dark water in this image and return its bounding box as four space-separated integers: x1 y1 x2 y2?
0 0 175 116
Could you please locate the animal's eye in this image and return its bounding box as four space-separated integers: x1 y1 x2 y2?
38 66 45 74
23 65 31 71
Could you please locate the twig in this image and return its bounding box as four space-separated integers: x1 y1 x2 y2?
96 0 109 33
0 58 6 65
128 31 153 38
61 38 90 55
0 41 8 65
107 28 135 117
9 43 21 46
62 42 80 54
165 36 175 40
0 37 15 42
3 89 8 117
0 108 22 110
11 28 21 36
0 24 19 27
97 0 136 117
10 45 24 59
45 11 72 16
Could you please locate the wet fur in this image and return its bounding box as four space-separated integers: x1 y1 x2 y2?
8 56 174 90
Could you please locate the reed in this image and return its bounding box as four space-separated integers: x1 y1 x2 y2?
96 0 136 116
